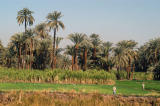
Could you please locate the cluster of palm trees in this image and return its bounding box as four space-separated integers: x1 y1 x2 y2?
0 8 160 80
15 8 64 69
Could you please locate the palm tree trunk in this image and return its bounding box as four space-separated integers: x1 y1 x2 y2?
74 45 78 70
18 44 21 69
25 43 27 69
80 52 83 70
54 46 58 68
131 64 135 80
83 48 87 71
25 15 27 33
30 38 33 70
24 15 27 69
93 47 96 58
52 28 56 69
72 55 74 70
127 66 131 80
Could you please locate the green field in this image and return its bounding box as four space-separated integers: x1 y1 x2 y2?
0 80 160 96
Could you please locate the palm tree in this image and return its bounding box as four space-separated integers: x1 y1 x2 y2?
137 38 160 79
68 33 85 70
113 47 128 71
46 11 65 69
126 49 138 79
35 23 48 40
25 29 35 69
17 8 35 33
114 40 138 79
89 34 101 68
80 35 92 71
90 34 101 58
34 39 52 69
10 33 25 69
65 45 75 70
101 41 113 71
55 37 63 68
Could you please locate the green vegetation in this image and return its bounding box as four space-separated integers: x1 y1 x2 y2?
0 80 159 96
0 68 155 84
0 8 159 81
0 68 116 84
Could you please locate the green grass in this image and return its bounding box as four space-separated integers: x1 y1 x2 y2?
0 80 160 96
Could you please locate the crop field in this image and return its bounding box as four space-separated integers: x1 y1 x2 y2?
0 80 160 96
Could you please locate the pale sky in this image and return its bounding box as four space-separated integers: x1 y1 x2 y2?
0 0 160 47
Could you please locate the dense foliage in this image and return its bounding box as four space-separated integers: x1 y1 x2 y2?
0 8 160 80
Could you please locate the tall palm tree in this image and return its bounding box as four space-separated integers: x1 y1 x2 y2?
17 8 34 69
68 33 85 70
17 8 35 33
46 11 65 69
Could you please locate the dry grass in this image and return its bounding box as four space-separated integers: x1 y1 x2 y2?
0 91 160 106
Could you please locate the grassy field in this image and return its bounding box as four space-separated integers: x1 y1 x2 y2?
0 80 160 96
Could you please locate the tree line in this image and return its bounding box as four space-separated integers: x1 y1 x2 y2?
0 8 160 80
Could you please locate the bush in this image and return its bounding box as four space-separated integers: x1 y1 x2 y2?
134 72 154 80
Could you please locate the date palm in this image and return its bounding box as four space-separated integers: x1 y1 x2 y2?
46 11 65 69
17 8 35 32
102 42 113 61
90 34 101 58
80 35 92 71
10 33 25 69
68 33 85 70
114 40 138 79
101 41 113 71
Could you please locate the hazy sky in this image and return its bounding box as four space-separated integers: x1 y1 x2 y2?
0 0 160 46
